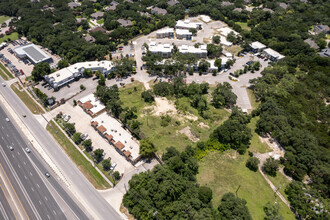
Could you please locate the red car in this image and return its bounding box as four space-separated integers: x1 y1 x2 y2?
20 69 24 75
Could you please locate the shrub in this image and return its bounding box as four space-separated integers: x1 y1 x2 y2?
141 90 154 103
246 157 260 172
80 84 86 90
263 157 280 176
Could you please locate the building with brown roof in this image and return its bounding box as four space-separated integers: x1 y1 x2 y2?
90 27 107 34
91 121 98 128
104 133 114 142
115 141 125 151
97 125 107 134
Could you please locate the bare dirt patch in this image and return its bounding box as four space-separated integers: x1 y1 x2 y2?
179 126 199 142
198 122 210 129
153 97 177 116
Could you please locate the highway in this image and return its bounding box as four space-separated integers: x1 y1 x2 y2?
0 80 121 219
0 178 16 220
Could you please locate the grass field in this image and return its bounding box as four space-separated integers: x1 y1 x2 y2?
0 32 19 43
0 16 10 24
119 82 230 154
235 21 251 31
267 169 292 201
47 120 111 189
0 68 8 80
226 45 242 55
197 151 295 220
0 62 14 79
247 117 271 153
247 88 259 110
11 83 45 114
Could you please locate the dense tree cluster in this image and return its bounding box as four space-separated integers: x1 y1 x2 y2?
211 108 252 154
212 82 237 109
124 146 252 219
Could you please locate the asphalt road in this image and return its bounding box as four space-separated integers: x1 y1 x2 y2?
0 180 16 220
0 80 121 219
0 104 72 219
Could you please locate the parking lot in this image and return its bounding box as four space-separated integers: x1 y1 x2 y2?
0 39 61 77
49 102 134 174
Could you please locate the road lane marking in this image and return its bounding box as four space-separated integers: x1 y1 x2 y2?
23 161 26 165
11 155 14 158
44 196 47 201
17 164 20 169
0 163 29 220
17 152 20 155
24 175 27 180
47 214 50 219
53 210 56 215
31 187 34 192
0 201 9 220
29 172 32 176
36 184 39 188
0 181 17 220
38 201 41 205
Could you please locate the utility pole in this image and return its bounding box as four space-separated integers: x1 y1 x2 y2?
274 186 281 198
235 185 241 197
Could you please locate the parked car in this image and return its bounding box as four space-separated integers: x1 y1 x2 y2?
81 133 88 140
110 162 117 171
62 114 66 119
64 115 71 122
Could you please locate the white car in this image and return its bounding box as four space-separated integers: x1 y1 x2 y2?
25 148 31 153
64 115 71 122
81 133 88 140
5 118 10 122
62 114 66 119
110 162 117 171
2 83 5 87
9 146 14 151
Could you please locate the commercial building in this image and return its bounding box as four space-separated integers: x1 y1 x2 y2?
44 61 114 90
176 29 192 40
91 112 141 164
250 41 266 53
14 43 52 65
178 44 207 58
78 94 105 118
148 42 173 58
262 48 285 61
218 27 239 37
175 19 202 30
219 35 233 47
156 28 174 39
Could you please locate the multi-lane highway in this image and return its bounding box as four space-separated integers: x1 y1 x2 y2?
0 177 16 220
0 104 90 219
0 79 121 219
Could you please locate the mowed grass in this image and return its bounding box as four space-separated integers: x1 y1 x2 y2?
247 88 260 111
0 62 14 79
0 68 8 80
47 120 111 189
197 151 295 220
247 116 271 153
0 16 10 24
267 170 292 201
235 21 251 31
11 82 45 114
225 45 242 55
0 32 19 43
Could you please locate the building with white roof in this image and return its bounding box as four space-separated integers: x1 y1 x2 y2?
218 27 239 37
219 35 233 47
148 42 174 58
176 19 202 30
91 112 141 164
78 93 105 117
263 48 285 61
250 41 267 53
14 43 52 65
44 61 115 90
156 28 174 39
176 29 192 40
178 44 207 58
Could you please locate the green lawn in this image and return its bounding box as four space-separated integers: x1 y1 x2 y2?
226 45 242 55
0 68 8 80
197 151 295 220
0 16 10 24
247 116 271 153
47 120 111 189
0 62 14 79
97 18 104 24
0 32 19 43
267 169 292 201
235 21 251 31
11 83 45 114
247 88 259 111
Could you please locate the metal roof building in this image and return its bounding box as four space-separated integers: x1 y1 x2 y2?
14 43 52 65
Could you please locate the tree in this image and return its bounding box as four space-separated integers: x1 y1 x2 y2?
83 68 93 78
93 149 104 163
207 43 222 58
113 171 121 180
212 35 220 44
31 62 50 81
139 139 156 158
102 159 111 170
198 59 210 73
218 192 252 220
64 123 76 136
215 58 222 71
263 158 279 177
198 186 213 204
82 139 92 152
189 28 197 36
141 90 154 103
72 132 82 144
263 202 283 220
58 59 69 69
212 82 237 108
81 19 90 30
246 157 260 172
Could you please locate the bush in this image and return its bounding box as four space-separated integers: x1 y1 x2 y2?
141 90 154 103
82 139 93 152
246 157 260 172
93 149 104 163
263 157 280 176
72 132 82 144
102 159 111 171
80 84 86 90
113 171 121 180
139 139 157 158
160 115 171 127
